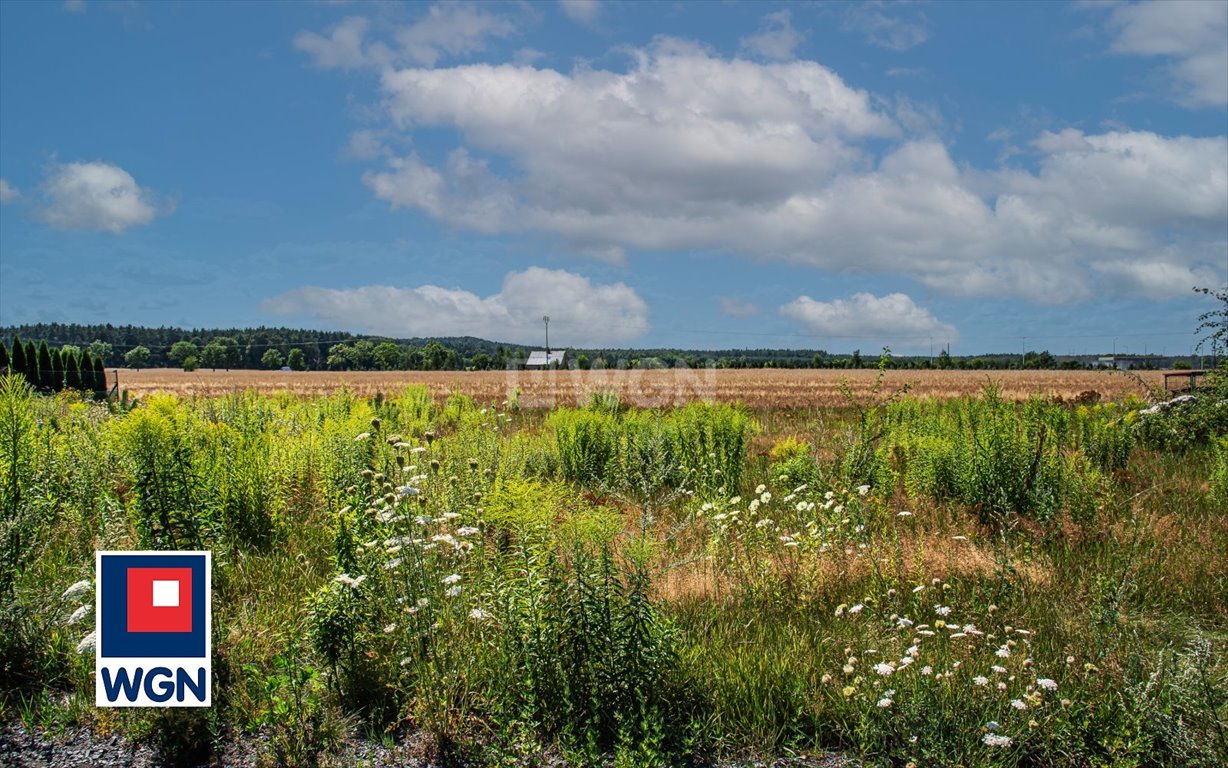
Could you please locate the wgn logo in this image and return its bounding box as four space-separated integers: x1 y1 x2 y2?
96 551 212 707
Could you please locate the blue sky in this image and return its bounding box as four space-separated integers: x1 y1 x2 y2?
1 0 1225 355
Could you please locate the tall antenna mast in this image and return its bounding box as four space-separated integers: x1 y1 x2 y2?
543 315 550 356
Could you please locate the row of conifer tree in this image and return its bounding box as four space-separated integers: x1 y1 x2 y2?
1 336 109 396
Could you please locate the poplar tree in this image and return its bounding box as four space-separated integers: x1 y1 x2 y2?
25 341 38 387
94 357 108 397
10 336 25 376
0 342 8 374
37 341 54 390
65 353 82 390
51 347 65 390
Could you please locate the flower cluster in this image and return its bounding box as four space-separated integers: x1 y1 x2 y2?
824 582 1071 754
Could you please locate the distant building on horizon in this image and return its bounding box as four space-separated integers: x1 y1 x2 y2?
525 350 566 369
1094 355 1192 370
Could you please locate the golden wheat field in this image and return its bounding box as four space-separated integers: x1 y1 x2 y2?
112 367 1167 407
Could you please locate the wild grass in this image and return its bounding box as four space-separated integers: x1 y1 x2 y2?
0 370 1225 767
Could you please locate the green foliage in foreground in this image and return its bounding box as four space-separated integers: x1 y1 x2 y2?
1 374 1226 767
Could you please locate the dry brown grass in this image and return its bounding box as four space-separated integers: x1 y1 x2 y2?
113 367 1164 408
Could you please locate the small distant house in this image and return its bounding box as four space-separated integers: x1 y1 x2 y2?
525 350 566 369
1096 355 1151 370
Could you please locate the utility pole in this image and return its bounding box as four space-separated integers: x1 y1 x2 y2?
1021 337 1026 369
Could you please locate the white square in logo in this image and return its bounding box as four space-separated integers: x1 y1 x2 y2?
152 580 179 608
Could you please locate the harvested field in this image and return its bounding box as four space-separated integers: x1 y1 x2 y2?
113 367 1165 407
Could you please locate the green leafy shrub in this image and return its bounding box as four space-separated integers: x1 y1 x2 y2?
1134 370 1228 452
551 408 618 486
110 393 212 549
892 389 1101 523
549 403 752 496
1074 403 1135 472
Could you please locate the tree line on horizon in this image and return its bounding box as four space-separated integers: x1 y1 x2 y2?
0 322 1186 373
2 336 109 396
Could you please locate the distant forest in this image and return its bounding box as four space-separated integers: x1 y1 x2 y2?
0 322 1152 372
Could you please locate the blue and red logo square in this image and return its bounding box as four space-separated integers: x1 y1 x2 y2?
96 551 211 706
99 552 207 657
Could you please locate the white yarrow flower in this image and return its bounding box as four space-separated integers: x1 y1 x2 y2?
62 580 91 601
76 630 96 654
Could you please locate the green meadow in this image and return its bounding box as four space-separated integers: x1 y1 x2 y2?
1 365 1226 767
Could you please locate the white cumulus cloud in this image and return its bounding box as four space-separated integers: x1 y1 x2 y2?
718 297 760 318
263 267 648 345
780 293 958 346
0 179 19 203
310 34 1226 304
294 4 516 70
1104 0 1228 107
295 16 373 70
558 0 601 26
38 161 166 233
396 3 516 67
842 4 930 51
740 10 803 61
366 38 896 239
1090 259 1219 299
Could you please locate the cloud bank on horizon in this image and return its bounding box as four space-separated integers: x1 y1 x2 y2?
1 0 1225 352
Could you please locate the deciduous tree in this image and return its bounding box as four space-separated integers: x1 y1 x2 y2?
287 348 307 371
124 346 152 370
169 341 199 367
88 340 112 364
261 349 285 369
1195 285 1228 358
373 341 401 370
